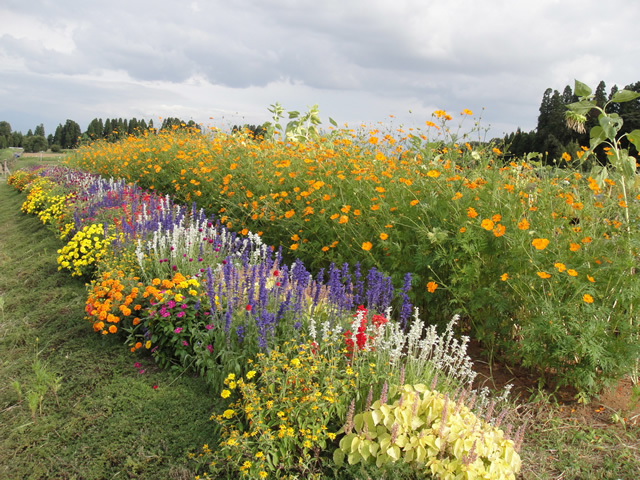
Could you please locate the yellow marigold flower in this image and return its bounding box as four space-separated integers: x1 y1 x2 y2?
532 238 549 250
145 340 151 349
221 389 231 399
361 241 372 251
537 271 551 279
246 370 256 379
583 293 594 304
222 409 234 419
426 281 438 293
481 219 494 230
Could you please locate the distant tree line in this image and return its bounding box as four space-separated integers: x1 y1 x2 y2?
0 116 200 153
503 80 640 164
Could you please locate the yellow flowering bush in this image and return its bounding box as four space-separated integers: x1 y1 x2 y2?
201 340 352 478
335 383 522 480
56 223 115 277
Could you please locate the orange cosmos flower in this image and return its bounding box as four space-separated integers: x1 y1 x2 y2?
532 238 549 250
493 224 506 237
492 214 502 223
410 199 419 206
361 241 373 251
426 281 438 293
338 215 349 224
321 246 329 252
290 243 299 250
583 294 594 304
567 269 578 277
467 207 478 218
379 233 388 240
500 273 509 281
284 209 295 219
537 271 551 279
481 219 494 230
427 170 441 178
517 219 530 230
554 263 566 272
569 243 580 252
587 275 595 283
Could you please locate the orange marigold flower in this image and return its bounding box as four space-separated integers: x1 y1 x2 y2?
481 219 494 230
583 293 594 304
108 325 118 334
537 271 551 279
361 241 373 251
426 281 438 293
532 238 549 250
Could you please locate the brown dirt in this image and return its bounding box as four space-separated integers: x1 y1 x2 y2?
468 340 640 427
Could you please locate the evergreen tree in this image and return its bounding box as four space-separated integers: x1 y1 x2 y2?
34 124 45 137
53 125 63 146
61 119 81 149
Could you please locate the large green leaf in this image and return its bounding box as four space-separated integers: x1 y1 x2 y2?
611 90 640 103
599 114 623 140
574 79 592 98
589 126 606 148
627 129 640 148
566 99 595 115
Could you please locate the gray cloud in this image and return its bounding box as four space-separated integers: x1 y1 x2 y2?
1 0 639 138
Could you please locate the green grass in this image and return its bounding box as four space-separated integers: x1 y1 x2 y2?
518 399 640 479
0 182 218 479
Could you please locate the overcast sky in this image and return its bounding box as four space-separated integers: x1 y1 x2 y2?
1 0 638 140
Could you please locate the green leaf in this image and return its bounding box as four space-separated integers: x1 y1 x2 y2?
566 99 595 115
626 129 640 148
574 79 592 98
589 126 606 148
329 117 338 127
333 448 345 466
288 110 300 119
611 90 640 103
599 114 623 140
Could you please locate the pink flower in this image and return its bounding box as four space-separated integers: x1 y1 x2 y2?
133 362 142 368
206 344 213 354
174 327 183 334
205 324 214 330
182 340 189 346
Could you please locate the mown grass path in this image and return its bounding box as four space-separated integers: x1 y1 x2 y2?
0 181 217 480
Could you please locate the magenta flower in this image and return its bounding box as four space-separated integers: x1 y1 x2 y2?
176 311 185 318
133 362 142 368
174 327 183 334
206 344 213 354
182 340 189 346
205 324 214 330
